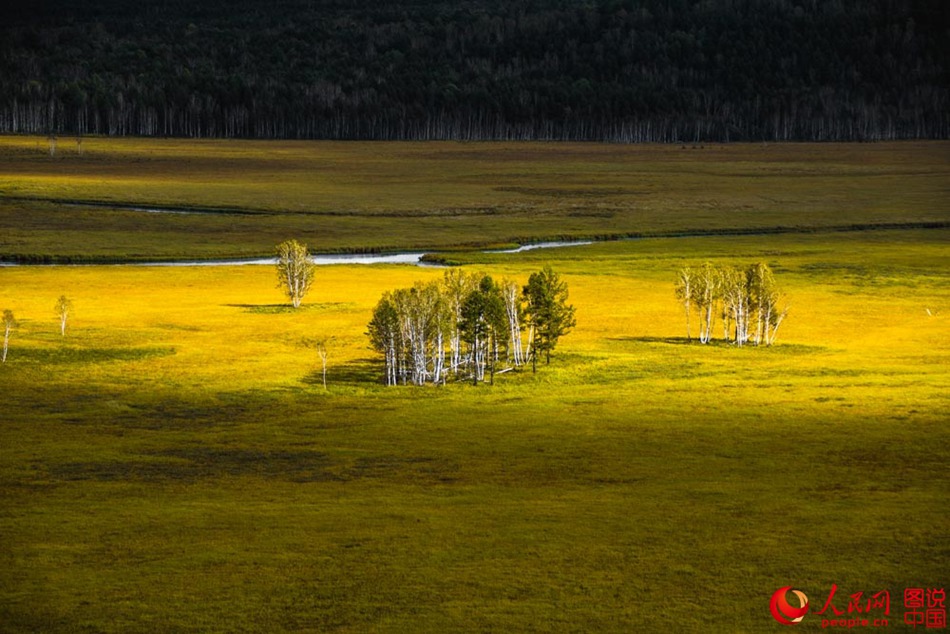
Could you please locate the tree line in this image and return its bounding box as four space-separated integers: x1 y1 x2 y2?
675 262 788 347
1 0 947 141
367 267 576 386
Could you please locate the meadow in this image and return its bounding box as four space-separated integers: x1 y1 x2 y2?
1 228 948 632
0 138 948 631
1 137 948 261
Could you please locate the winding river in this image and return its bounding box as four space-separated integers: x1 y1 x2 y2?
0 240 594 268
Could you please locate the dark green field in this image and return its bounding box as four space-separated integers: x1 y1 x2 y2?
1 138 948 261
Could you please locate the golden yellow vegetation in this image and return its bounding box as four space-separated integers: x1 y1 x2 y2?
1 232 948 630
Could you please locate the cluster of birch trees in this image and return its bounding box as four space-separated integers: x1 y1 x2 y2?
675 262 788 347
367 266 575 386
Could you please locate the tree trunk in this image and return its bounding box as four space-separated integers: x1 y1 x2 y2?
473 333 480 386
684 300 691 341
489 333 495 385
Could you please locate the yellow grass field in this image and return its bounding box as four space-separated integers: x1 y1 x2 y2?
1 230 948 631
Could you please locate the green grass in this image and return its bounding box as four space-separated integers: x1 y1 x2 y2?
1 137 948 260
1 228 948 631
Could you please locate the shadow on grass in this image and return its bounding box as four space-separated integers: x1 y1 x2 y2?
50 447 340 483
609 336 696 346
9 345 175 364
609 336 827 353
224 303 351 314
302 357 382 387
48 447 460 484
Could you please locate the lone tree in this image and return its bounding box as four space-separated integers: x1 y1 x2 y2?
2 310 17 363
314 338 332 390
522 265 576 372
276 239 316 308
55 295 73 337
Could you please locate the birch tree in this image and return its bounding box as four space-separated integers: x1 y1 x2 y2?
674 266 695 341
315 338 330 390
389 288 415 384
748 263 789 346
367 294 400 386
765 299 789 346
368 282 449 386
747 263 770 346
693 262 719 344
2 310 16 363
275 239 316 308
404 282 447 386
681 262 788 347
55 295 73 337
501 278 525 366
523 266 576 372
441 269 478 377
459 275 506 385
369 268 575 385
720 266 750 346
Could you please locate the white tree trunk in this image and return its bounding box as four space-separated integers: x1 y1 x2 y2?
319 351 328 390
503 282 523 366
432 330 444 384
767 307 789 346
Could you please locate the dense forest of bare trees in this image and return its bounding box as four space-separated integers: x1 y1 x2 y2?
2 0 947 141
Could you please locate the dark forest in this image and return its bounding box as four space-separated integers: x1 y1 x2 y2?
2 0 948 141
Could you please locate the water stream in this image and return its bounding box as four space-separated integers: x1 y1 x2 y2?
0 240 595 268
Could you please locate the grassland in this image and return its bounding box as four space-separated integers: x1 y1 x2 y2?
1 137 948 260
1 225 948 631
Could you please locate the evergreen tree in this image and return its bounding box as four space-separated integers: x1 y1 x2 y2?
522 266 577 372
